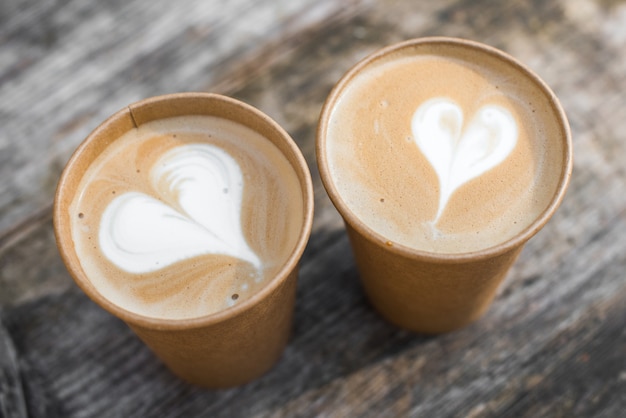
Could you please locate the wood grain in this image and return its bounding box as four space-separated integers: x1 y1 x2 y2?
0 0 360 241
1 0 626 417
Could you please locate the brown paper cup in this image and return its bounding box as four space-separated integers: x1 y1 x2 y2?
54 93 314 387
316 38 572 334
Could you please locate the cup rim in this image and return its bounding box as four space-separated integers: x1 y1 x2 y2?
316 36 573 263
54 92 314 330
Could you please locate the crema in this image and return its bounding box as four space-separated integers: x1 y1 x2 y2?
324 45 565 253
71 115 304 319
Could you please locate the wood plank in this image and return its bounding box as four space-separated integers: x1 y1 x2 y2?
1 0 626 416
263 213 626 418
0 318 28 418
0 0 363 240
499 297 626 418
3 202 625 417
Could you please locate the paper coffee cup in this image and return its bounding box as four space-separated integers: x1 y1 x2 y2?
54 93 314 387
316 38 572 334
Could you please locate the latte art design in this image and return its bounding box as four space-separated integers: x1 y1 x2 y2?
99 143 261 274
324 52 560 253
412 98 518 221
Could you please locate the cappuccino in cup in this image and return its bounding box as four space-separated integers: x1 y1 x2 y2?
70 115 303 319
55 93 314 386
317 38 572 333
323 41 565 253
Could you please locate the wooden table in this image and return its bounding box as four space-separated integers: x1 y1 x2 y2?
1 0 625 416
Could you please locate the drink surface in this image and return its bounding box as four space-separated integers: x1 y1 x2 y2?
324 44 565 253
71 115 304 319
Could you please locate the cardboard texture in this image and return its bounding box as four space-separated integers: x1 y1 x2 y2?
54 93 314 388
316 38 573 334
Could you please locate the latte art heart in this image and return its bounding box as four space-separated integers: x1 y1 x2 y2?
411 98 518 221
99 144 261 274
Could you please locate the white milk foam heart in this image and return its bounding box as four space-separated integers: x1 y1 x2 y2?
411 98 518 222
99 143 261 274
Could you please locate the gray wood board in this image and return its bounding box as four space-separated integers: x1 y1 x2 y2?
1 0 626 416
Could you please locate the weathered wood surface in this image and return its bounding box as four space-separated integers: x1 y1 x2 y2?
1 0 625 416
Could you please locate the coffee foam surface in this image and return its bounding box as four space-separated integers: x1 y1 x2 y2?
325 46 565 253
71 116 303 319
